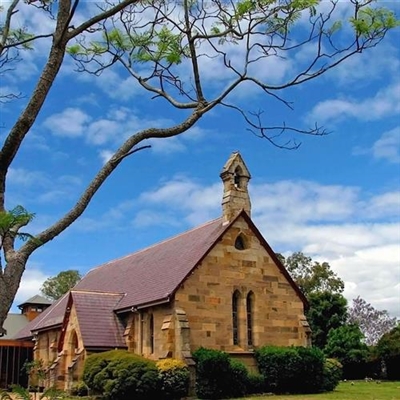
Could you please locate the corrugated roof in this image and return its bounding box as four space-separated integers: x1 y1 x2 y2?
74 217 227 311
72 291 126 348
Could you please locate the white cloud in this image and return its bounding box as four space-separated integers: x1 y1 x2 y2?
43 108 91 137
371 127 400 163
307 82 400 124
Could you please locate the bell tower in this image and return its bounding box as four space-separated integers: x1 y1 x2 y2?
220 152 251 223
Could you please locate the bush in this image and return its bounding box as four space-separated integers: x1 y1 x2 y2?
324 324 369 379
192 348 248 399
322 358 342 392
255 346 325 394
156 359 190 400
70 381 88 397
246 373 266 395
83 350 159 400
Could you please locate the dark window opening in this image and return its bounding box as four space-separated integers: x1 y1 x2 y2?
235 234 246 250
234 166 242 188
247 292 254 346
149 314 154 354
232 290 240 345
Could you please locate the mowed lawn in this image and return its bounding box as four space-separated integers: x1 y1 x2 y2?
235 381 400 400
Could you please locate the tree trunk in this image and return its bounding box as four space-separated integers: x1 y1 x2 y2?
0 255 27 336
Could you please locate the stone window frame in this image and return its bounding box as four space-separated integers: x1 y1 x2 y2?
234 233 247 250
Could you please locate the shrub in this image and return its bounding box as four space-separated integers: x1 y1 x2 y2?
83 350 159 400
322 358 342 392
156 359 190 400
246 373 266 395
70 381 88 397
255 346 325 394
192 348 248 399
324 324 369 379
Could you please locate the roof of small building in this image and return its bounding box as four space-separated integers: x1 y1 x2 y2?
18 294 52 308
1 314 29 339
14 294 69 339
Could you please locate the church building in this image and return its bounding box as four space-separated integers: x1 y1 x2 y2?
15 152 311 390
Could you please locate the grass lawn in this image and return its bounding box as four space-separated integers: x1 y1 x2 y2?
28 381 400 400
236 381 400 400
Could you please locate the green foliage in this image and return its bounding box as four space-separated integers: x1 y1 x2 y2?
246 373 266 395
350 7 400 38
306 291 348 349
5 385 65 400
40 269 82 300
70 381 89 397
0 205 36 243
255 345 326 394
321 358 342 392
376 324 400 380
83 350 159 400
192 347 249 399
324 324 370 379
156 358 190 400
281 252 344 296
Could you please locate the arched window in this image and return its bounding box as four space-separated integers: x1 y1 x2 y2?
235 234 246 250
234 166 243 188
246 292 254 346
149 314 154 354
232 290 240 345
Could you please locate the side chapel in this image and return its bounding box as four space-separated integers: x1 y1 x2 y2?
15 152 311 390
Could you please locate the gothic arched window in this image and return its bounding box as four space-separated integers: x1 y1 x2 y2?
246 291 254 346
232 290 240 345
149 314 154 354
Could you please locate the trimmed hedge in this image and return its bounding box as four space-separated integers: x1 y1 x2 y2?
255 346 325 394
83 350 159 400
192 348 249 399
156 358 190 400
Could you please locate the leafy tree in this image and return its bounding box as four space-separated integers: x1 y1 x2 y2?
348 296 398 346
0 0 399 336
324 324 369 379
306 291 348 349
376 324 400 380
40 270 82 301
280 252 344 297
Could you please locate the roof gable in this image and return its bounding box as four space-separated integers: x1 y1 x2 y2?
59 291 127 350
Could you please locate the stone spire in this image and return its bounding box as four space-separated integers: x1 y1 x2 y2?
220 152 251 223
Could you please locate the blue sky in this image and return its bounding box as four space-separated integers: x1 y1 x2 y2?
1 1 399 318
